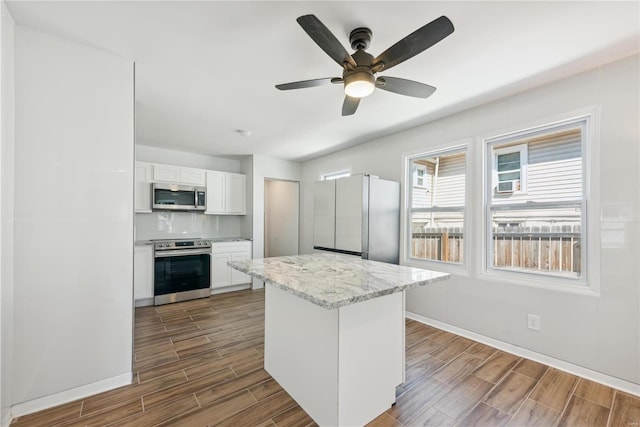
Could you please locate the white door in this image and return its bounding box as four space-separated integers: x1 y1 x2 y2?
210 252 232 289
231 252 251 284
265 179 299 257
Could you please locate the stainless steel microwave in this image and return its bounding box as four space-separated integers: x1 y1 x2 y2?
152 183 206 211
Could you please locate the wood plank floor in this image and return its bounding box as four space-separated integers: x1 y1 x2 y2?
11 289 640 426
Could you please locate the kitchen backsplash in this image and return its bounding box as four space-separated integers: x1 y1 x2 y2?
135 212 243 240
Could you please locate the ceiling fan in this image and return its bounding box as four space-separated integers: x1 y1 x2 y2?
276 14 455 116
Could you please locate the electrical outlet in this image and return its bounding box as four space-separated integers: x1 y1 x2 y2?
527 314 541 331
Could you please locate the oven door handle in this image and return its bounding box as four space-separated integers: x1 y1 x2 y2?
155 248 211 258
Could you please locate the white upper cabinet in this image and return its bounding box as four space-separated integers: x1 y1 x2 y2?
179 168 206 186
205 171 246 215
135 162 153 213
152 164 180 183
153 164 206 186
206 171 226 213
226 173 246 215
135 161 245 215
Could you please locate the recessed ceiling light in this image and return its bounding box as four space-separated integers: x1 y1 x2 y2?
235 129 251 137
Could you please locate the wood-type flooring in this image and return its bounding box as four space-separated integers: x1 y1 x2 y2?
11 289 640 426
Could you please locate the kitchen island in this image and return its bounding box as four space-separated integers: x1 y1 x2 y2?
228 253 449 426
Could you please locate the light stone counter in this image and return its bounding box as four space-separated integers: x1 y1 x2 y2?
228 253 449 425
228 252 449 309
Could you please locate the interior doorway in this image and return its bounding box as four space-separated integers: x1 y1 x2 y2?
264 179 300 257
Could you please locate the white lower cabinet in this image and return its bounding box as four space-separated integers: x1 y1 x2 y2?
134 244 154 305
210 241 252 293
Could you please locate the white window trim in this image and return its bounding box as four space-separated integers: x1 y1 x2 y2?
492 143 528 194
403 143 469 274
320 169 350 181
481 112 597 292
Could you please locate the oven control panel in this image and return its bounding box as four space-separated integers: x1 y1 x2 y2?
154 239 212 250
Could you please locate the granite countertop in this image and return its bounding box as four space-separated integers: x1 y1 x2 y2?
228 253 449 309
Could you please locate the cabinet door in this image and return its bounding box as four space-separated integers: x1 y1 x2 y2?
230 252 251 285
179 168 206 186
134 245 153 300
210 252 232 289
226 173 246 214
313 180 336 248
153 164 180 182
205 171 226 214
135 162 153 213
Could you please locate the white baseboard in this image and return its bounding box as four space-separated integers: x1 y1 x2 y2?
2 410 12 427
406 311 640 397
10 372 132 419
134 297 154 307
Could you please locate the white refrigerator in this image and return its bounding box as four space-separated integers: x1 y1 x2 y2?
313 174 400 264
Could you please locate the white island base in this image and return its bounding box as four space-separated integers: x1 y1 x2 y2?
265 284 405 426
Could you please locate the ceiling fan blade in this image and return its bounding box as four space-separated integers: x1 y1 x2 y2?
376 76 436 98
297 15 356 68
275 78 339 90
372 16 454 71
342 96 360 116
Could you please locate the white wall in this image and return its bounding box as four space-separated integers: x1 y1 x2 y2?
265 180 299 257
301 55 640 386
136 144 242 173
0 2 14 425
135 211 243 240
251 155 301 288
12 25 134 409
240 156 253 239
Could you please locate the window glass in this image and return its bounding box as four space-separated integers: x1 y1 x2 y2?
408 148 466 264
321 170 350 181
414 165 427 187
486 122 585 281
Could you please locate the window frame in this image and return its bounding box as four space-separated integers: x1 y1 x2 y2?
413 163 428 188
483 115 591 290
320 169 351 181
492 143 528 194
404 143 469 273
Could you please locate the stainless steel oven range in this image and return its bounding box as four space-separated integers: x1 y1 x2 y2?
153 239 211 305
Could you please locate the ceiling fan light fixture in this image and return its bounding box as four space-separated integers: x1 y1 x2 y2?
344 71 375 98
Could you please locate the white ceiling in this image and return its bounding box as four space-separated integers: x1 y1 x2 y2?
6 1 639 161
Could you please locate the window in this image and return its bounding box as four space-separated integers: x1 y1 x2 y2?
493 144 527 194
407 147 466 265
321 170 350 181
413 164 427 187
485 117 587 283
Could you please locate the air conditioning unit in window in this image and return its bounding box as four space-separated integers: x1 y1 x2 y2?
497 179 520 194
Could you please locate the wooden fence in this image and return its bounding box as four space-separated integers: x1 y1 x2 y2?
412 227 581 275
412 230 463 263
